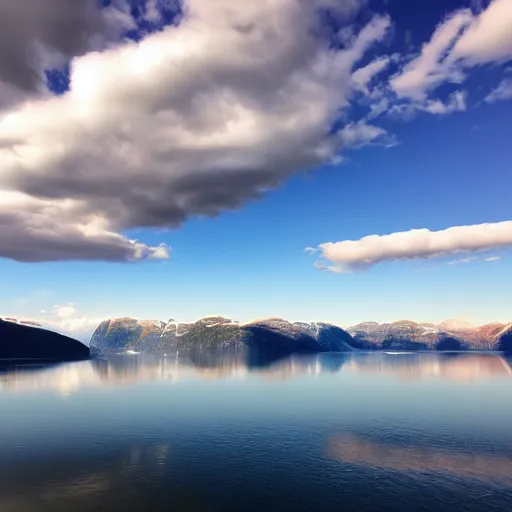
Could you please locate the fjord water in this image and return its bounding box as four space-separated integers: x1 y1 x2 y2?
1 353 512 512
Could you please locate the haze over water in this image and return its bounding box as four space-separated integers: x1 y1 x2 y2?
1 352 512 512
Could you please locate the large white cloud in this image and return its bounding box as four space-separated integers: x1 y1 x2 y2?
0 0 391 262
311 221 512 273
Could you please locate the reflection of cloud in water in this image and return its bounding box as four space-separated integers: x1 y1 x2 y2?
0 360 103 396
0 443 174 512
42 472 111 500
347 353 512 383
327 435 512 482
0 353 510 395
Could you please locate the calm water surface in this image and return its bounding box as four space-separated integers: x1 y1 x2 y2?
1 352 512 512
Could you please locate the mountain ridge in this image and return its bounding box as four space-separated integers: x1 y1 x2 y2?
348 319 512 351
89 316 512 357
90 316 356 362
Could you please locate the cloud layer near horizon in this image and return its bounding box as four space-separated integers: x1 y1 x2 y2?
312 221 512 273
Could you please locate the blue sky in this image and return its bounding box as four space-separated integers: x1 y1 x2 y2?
0 0 511 334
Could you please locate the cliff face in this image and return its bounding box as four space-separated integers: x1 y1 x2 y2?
0 320 90 362
89 318 165 354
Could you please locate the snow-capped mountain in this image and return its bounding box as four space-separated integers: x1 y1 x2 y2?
89 315 512 357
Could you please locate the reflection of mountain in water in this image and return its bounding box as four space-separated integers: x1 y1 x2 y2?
347 353 512 383
327 434 512 482
0 354 351 394
0 353 510 395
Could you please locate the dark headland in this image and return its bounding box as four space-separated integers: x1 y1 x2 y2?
0 319 90 364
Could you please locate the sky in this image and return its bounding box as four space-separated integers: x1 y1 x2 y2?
0 0 511 339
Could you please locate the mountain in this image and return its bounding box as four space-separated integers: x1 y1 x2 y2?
90 316 356 363
90 316 512 358
496 324 512 353
347 320 510 351
0 316 42 327
436 319 476 332
348 320 443 350
0 316 98 345
0 319 90 362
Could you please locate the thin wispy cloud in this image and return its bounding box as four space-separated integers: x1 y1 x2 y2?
447 255 502 265
311 221 512 273
485 78 512 103
389 0 512 114
447 256 478 265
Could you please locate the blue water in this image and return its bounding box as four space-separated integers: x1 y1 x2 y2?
1 352 511 511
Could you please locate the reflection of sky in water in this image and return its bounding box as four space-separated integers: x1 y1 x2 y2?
0 354 511 511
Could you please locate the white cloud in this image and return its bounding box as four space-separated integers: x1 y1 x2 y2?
391 10 472 101
447 256 478 265
312 220 512 273
367 97 390 119
451 0 512 65
389 90 467 119
145 0 163 23
337 121 390 148
391 0 512 102
41 305 102 343
447 254 502 265
53 304 77 318
485 78 512 103
0 0 392 262
424 90 467 114
148 244 172 260
352 56 391 95
1 304 103 344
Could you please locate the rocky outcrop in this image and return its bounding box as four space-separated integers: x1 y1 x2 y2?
0 319 90 362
